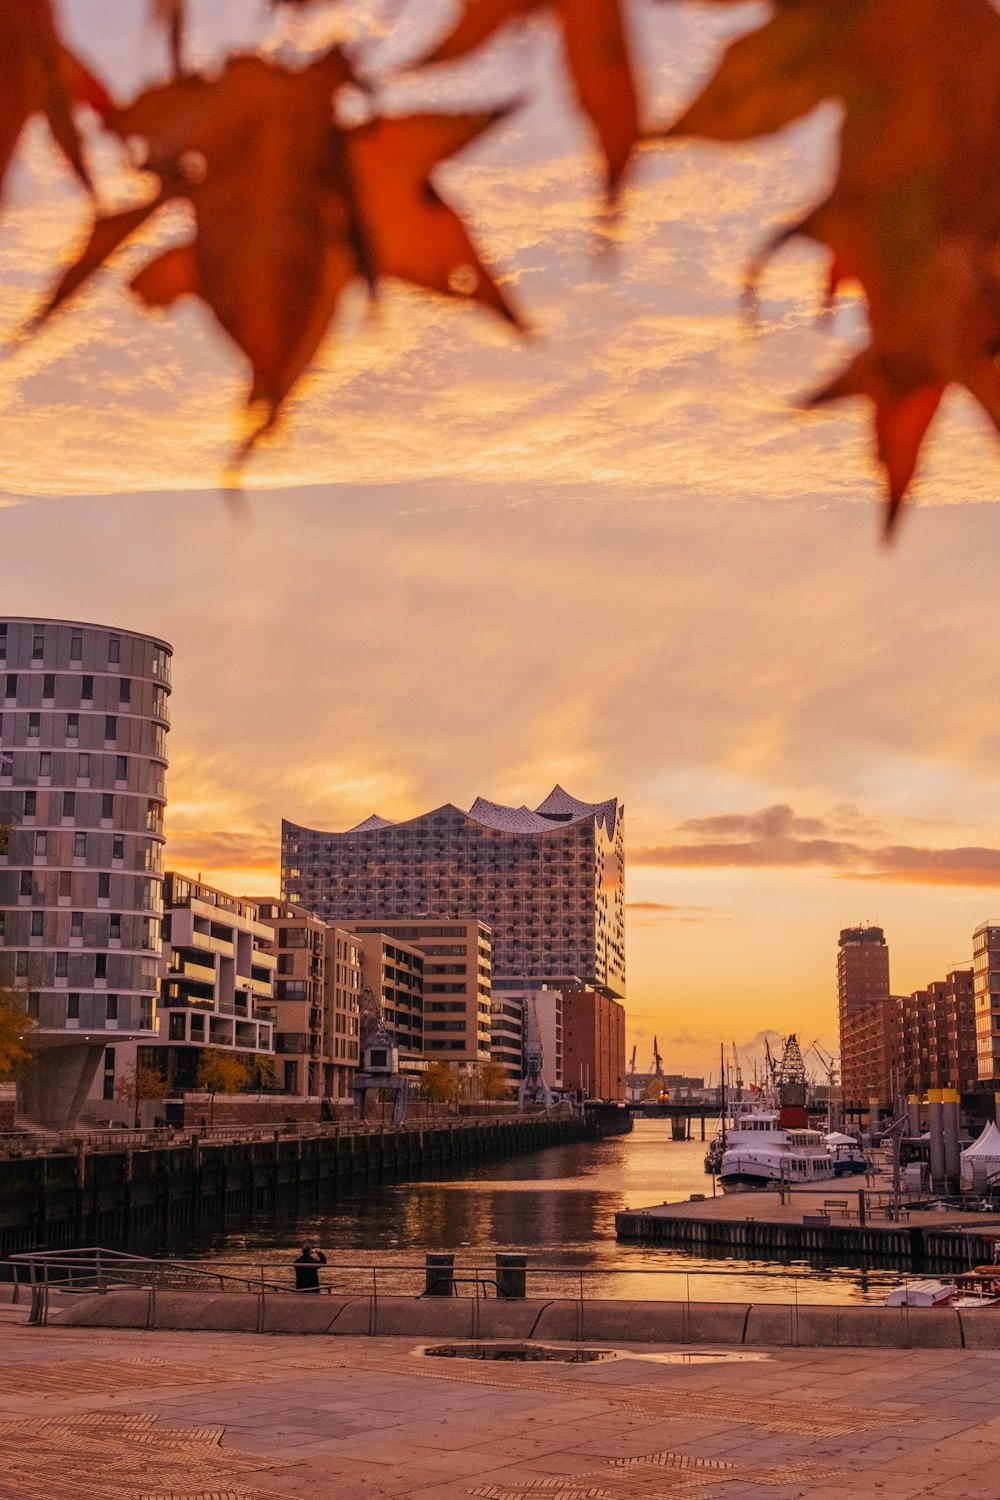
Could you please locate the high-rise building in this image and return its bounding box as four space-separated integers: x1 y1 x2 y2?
252 897 327 1097
837 925 894 1105
973 922 1000 1084
490 995 525 1085
281 785 625 997
324 926 362 1097
355 930 424 1067
926 969 976 1093
561 988 626 1100
0 617 171 1125
347 919 491 1067
155 873 275 1091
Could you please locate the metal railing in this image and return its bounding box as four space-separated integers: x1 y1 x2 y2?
2 1248 950 1331
0 1115 515 1160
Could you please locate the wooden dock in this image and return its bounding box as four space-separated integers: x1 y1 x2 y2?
616 1178 1000 1267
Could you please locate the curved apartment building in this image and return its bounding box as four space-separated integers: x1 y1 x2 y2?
0 617 171 1124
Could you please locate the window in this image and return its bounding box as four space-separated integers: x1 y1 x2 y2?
139 996 155 1030
0 755 9 779
81 676 93 700
27 713 39 738
102 793 114 820
104 715 117 740
77 755 89 779
32 631 44 660
94 954 107 980
108 636 120 664
39 752 51 776
42 674 54 699
34 832 47 857
15 953 28 977
70 632 82 661
4 674 16 699
27 993 39 1018
55 952 68 977
115 756 128 782
70 912 83 938
0 624 5 659
23 791 35 816
98 872 110 899
67 993 80 1019
63 792 75 818
19 873 32 897
112 834 124 861
106 995 118 1021
66 713 78 739
168 1013 186 1041
74 832 87 858
119 678 131 704
59 872 71 898
30 911 43 937
109 914 121 940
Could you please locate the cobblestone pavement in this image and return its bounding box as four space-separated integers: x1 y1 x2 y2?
1 1314 999 1499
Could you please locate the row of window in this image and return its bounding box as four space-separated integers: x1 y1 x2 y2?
5 674 135 703
13 947 143 975
2 717 125 751
23 991 156 1026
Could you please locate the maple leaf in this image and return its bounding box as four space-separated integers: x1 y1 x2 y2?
31 51 521 473
348 111 525 329
419 0 639 198
0 0 112 206
664 0 1000 531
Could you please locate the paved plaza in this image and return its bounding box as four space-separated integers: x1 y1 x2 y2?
1 1297 999 1499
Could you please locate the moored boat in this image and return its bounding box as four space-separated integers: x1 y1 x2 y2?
719 1109 835 1190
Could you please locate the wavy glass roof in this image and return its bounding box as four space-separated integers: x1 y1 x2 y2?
340 785 619 837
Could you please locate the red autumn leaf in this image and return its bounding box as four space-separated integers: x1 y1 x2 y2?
0 0 112 205
419 0 639 197
348 111 525 329
31 49 521 473
665 0 1000 530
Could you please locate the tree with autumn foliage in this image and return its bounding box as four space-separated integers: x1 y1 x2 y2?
196 1048 250 1128
4 0 1000 524
114 1062 169 1129
420 1061 458 1116
477 1061 512 1104
0 983 35 1080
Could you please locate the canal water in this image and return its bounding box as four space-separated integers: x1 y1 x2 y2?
190 1121 906 1305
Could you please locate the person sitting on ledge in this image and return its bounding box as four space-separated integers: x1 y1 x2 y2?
293 1243 327 1293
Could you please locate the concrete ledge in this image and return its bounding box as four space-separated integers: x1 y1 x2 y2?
957 1312 1000 1349
744 1304 963 1349
49 1288 150 1328
261 1296 362 1335
49 1289 969 1349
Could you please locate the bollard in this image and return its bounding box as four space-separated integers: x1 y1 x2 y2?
424 1252 455 1297
495 1253 527 1299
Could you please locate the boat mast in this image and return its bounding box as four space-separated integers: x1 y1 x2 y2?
720 1041 727 1149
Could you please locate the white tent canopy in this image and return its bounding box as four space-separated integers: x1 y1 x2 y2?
961 1122 1000 1187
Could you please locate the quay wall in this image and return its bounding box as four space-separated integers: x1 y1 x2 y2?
48 1287 999 1350
0 1111 628 1258
616 1206 999 1268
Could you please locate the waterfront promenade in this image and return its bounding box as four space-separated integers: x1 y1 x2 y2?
1 1291 999 1498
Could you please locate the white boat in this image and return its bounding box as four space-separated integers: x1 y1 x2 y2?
885 1279 957 1307
719 1108 836 1190
825 1130 868 1176
884 1271 1000 1308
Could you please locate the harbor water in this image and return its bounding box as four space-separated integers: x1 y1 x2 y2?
190 1119 911 1304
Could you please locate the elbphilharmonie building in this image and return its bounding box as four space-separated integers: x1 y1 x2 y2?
281 786 625 997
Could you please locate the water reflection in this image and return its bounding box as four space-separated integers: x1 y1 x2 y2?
177 1121 907 1305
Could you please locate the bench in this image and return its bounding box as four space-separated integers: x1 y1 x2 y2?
823 1198 852 1218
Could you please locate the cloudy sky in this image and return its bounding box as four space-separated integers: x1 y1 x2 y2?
4 0 1000 1079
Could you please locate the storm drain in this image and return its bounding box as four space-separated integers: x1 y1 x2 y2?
422 1343 614 1363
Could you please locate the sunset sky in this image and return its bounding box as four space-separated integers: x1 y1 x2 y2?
4 0 1000 1080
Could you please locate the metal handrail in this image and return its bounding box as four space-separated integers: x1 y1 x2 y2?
1 1250 964 1334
